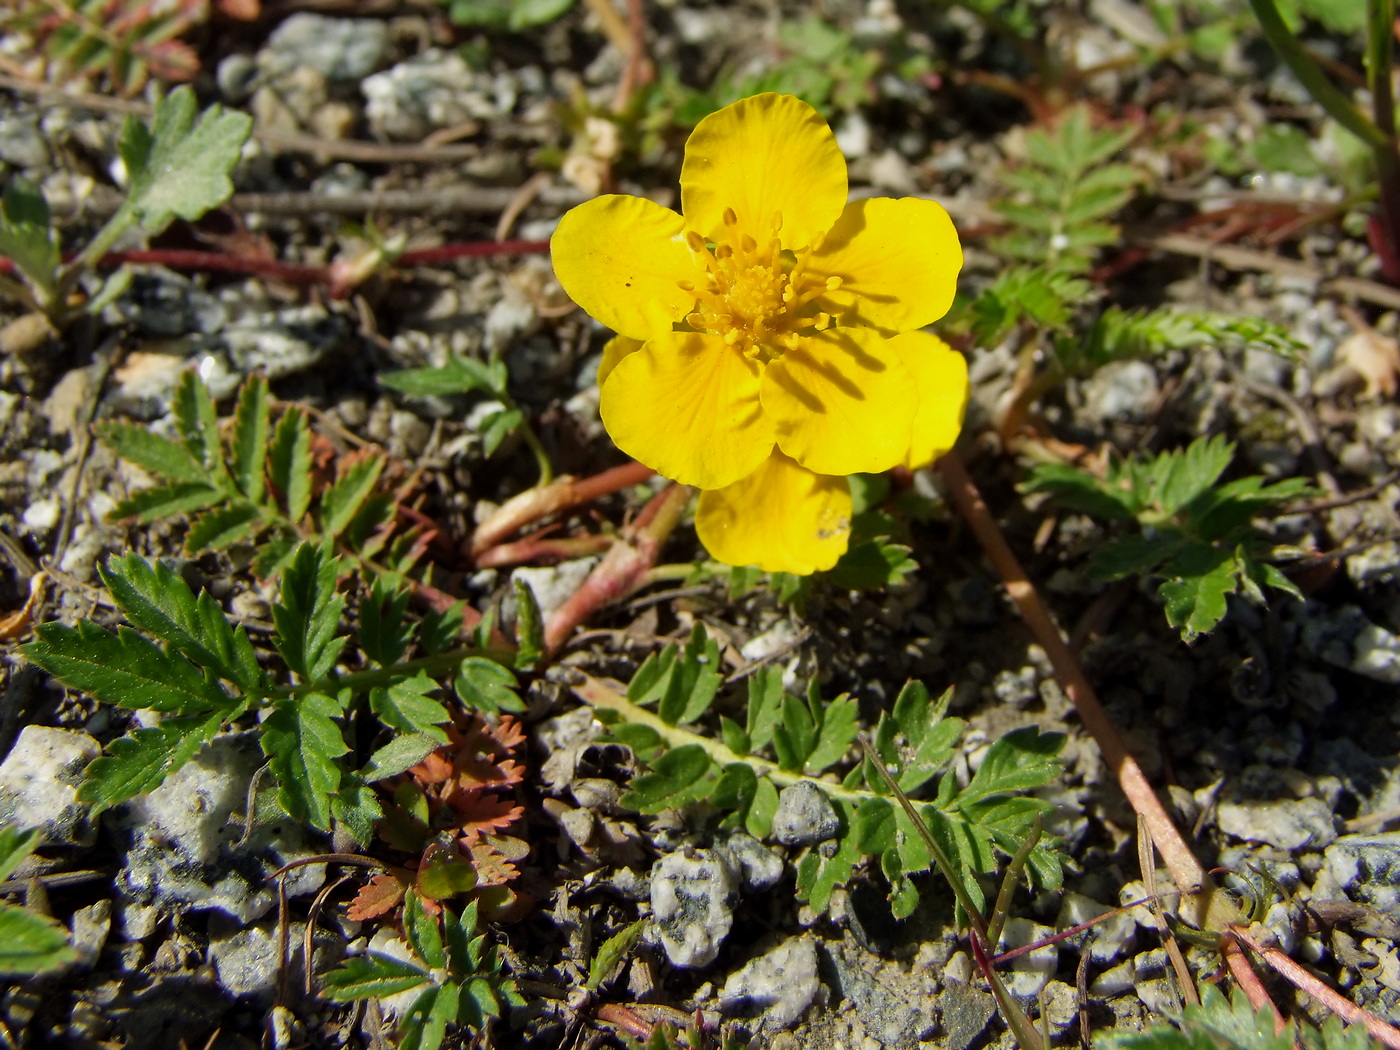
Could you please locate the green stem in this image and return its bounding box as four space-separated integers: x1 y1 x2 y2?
499 389 554 487
1247 0 1389 150
60 206 138 303
267 643 496 702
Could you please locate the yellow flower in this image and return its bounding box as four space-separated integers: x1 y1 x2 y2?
554 92 966 573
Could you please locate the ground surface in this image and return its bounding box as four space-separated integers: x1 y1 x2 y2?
1 1 1400 1049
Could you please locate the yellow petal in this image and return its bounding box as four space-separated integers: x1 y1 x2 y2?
551 195 698 341
600 332 775 488
696 451 851 574
889 331 969 469
680 93 847 250
806 197 963 331
598 335 644 387
761 328 918 476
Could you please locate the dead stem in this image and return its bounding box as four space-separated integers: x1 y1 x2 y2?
1220 933 1287 1034
936 450 1235 931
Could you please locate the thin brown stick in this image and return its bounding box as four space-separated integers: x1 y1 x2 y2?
936 451 1235 931
1221 934 1287 1034
1230 927 1400 1050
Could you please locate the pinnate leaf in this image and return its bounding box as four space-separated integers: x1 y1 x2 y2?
321 953 429 999
78 710 230 811
321 452 386 539
273 541 346 681
262 692 346 830
0 905 76 975
230 374 269 503
97 423 206 483
108 480 224 524
268 407 313 522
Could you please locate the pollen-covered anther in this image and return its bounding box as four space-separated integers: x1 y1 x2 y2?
723 207 738 226
740 234 757 253
685 230 707 253
677 279 695 292
825 275 843 291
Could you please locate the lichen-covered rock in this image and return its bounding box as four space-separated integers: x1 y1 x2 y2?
650 846 740 968
770 781 839 846
719 936 820 1032
0 725 101 847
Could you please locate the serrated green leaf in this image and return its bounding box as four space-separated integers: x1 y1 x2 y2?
380 356 503 397
99 553 262 691
746 666 784 751
1090 533 1181 580
185 501 261 553
585 919 647 991
1160 555 1237 642
98 422 207 483
321 953 430 1000
23 621 234 712
0 904 77 975
77 710 229 812
230 374 269 503
512 578 544 671
621 744 714 813
251 533 299 581
1021 462 1137 521
0 177 59 300
107 480 225 524
794 799 857 912
719 715 749 757
805 693 858 773
322 455 386 539
960 726 1065 804
419 602 465 655
118 86 250 235
273 541 347 681
403 890 446 969
401 982 458 1050
417 851 478 902
746 775 780 838
171 369 224 478
369 673 451 741
825 538 917 590
1155 435 1234 516
362 733 446 782
0 827 38 883
331 775 383 848
360 576 414 667
454 657 523 715
268 407 313 523
262 692 346 830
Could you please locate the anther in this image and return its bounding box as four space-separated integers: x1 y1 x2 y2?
825 276 843 291
677 279 694 291
715 244 733 260
740 234 757 253
723 207 738 226
685 231 707 253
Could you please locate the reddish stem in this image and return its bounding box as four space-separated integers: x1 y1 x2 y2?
474 531 615 569
1230 927 1400 1050
936 451 1229 930
543 482 688 653
470 460 656 559
1221 933 1288 1035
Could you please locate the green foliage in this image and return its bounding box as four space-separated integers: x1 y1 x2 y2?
100 372 409 581
991 105 1146 273
0 827 78 975
1 0 207 96
1102 984 1382 1050
322 894 523 1050
1023 436 1315 641
441 0 574 31
0 86 249 322
596 652 1066 920
585 918 648 992
21 546 476 836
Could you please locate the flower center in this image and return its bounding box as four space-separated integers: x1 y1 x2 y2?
678 208 842 361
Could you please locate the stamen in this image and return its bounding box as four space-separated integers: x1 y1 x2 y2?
677 279 694 291
770 211 783 233
825 276 843 291
685 230 707 253
715 244 733 260
723 207 738 226
740 234 757 253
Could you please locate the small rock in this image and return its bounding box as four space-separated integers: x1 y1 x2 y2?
262 13 387 83
823 939 934 1045
1300 604 1400 684
114 271 227 338
770 781 840 846
1082 359 1160 424
720 832 783 891
221 309 346 380
0 726 101 847
69 900 111 966
1324 834 1400 914
1216 796 1337 851
1131 949 1178 1016
0 114 50 168
1056 892 1136 963
111 732 326 923
362 50 490 140
719 935 820 1032
998 917 1058 1002
510 559 599 622
650 846 740 968
941 980 996 1050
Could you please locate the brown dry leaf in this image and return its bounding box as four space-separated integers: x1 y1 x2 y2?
347 870 412 921
466 843 519 887
0 572 47 642
216 0 261 19
443 793 524 845
1338 327 1400 398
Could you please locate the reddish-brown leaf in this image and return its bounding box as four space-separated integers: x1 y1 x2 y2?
466 843 519 887
347 869 412 921
444 793 524 845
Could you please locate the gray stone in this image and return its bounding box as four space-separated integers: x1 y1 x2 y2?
208 924 282 1000
0 115 50 168
720 831 783 891
1300 604 1400 684
510 559 599 622
719 935 820 1032
770 781 839 846
0 725 101 847
69 900 111 966
1056 891 1136 963
262 14 387 83
362 50 492 141
1324 834 1400 914
941 980 996 1050
111 732 326 923
650 846 740 968
1082 359 1160 424
998 917 1058 1002
822 940 934 1046
221 309 347 380
1216 796 1337 851
114 271 227 338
